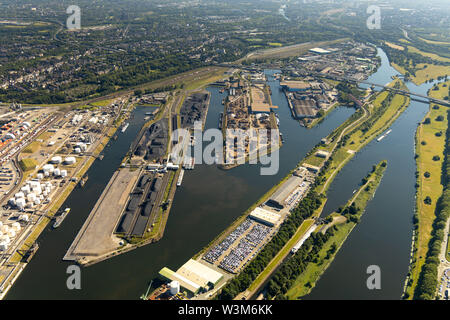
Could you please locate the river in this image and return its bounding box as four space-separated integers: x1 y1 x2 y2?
5 48 440 299
304 48 442 299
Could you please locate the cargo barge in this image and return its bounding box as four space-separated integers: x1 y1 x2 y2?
121 122 129 133
53 208 71 229
176 169 185 187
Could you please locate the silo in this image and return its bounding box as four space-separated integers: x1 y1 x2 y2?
169 281 180 295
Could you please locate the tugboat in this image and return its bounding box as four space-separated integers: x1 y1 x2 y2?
79 174 88 187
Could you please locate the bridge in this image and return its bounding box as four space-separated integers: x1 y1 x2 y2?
216 63 450 107
313 73 450 107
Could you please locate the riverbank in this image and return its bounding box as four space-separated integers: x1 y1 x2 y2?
0 103 130 297
284 161 387 299
404 80 450 299
314 79 410 194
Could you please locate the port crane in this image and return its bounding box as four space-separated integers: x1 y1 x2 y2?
140 280 153 300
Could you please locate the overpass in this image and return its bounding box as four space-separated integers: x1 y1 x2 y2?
216 63 450 107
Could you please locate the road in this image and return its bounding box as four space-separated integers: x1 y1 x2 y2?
320 103 369 193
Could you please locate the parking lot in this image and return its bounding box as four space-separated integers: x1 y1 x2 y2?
202 218 274 274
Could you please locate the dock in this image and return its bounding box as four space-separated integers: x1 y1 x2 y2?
63 167 142 265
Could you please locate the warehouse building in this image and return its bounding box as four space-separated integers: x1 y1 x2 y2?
309 47 331 55
266 175 303 209
159 259 223 295
280 81 310 92
249 207 281 227
315 150 330 158
292 99 318 119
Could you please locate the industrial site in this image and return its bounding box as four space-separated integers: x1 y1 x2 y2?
0 97 130 297
156 165 317 299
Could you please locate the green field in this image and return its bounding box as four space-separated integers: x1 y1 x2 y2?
19 158 38 171
22 141 40 153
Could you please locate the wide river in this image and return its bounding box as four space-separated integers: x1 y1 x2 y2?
6 49 441 299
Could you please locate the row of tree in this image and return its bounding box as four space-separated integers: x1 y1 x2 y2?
217 191 323 300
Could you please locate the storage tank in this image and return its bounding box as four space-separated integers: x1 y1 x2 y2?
64 157 76 165
61 170 67 177
44 171 50 177
27 193 36 202
34 198 41 205
0 234 10 244
54 168 61 176
16 198 26 210
21 185 30 194
50 156 62 164
43 164 54 173
37 173 44 180
15 192 25 199
169 281 180 295
0 241 8 251
74 147 81 154
19 214 29 222
0 225 8 233
11 222 20 232
8 198 15 206
7 229 16 238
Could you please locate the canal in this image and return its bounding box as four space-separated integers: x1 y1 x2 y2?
6 48 441 300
